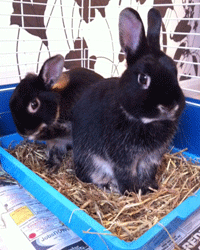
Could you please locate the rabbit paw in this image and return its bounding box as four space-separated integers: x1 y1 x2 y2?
46 146 65 170
140 180 158 194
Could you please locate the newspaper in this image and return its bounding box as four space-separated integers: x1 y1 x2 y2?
0 165 92 250
155 207 200 250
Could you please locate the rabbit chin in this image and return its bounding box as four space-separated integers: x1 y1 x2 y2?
26 123 48 141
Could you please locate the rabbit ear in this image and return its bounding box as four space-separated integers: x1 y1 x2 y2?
147 8 162 51
39 54 64 89
119 8 148 64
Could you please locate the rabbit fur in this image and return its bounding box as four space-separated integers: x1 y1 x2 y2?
72 8 185 194
9 55 103 168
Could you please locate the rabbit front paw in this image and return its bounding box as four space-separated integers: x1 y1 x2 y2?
137 163 159 194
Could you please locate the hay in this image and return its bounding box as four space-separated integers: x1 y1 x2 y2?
7 141 200 242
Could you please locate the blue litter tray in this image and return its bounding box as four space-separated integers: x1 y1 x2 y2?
0 84 200 250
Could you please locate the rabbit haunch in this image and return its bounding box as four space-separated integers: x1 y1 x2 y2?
9 54 103 168
72 8 185 194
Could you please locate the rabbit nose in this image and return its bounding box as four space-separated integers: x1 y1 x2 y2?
158 103 179 112
158 104 179 120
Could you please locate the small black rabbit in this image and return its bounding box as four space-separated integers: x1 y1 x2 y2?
72 8 185 194
9 55 103 168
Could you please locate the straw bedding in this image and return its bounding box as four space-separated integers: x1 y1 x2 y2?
7 141 200 243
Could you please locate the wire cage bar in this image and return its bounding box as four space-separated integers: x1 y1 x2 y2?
0 0 199 100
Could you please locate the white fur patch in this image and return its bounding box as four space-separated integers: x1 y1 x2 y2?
120 105 135 121
91 155 119 193
91 155 114 181
141 117 161 124
28 123 47 140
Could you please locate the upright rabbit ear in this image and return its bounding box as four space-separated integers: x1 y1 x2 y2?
119 8 148 64
39 54 64 89
147 8 162 51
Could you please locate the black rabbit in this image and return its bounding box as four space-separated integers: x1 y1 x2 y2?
9 55 103 168
72 8 185 194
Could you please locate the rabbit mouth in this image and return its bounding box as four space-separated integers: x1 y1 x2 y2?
25 123 48 140
141 104 179 124
120 103 179 124
26 121 72 141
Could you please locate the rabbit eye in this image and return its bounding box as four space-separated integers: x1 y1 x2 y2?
27 98 41 113
31 100 39 109
138 74 151 89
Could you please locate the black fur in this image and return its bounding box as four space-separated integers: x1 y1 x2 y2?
9 55 103 168
72 8 185 194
